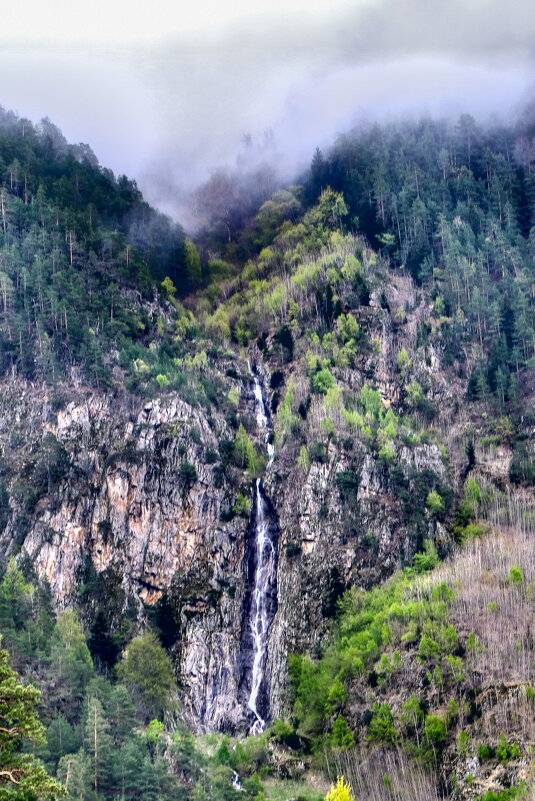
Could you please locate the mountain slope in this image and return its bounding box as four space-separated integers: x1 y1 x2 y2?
0 108 534 801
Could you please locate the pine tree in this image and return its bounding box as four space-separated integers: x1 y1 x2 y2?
0 646 64 800
83 697 114 796
116 633 175 722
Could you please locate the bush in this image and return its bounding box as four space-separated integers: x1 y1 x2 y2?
233 493 251 517
508 566 523 586
418 635 441 661
367 702 398 744
331 715 354 748
312 367 336 394
423 714 447 746
179 461 197 487
233 425 264 476
270 719 293 744
477 743 495 761
335 470 359 496
457 730 470 756
309 441 328 463
426 490 445 515
496 733 521 764
412 540 439 573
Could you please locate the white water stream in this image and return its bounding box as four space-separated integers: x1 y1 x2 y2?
246 369 277 733
251 367 274 467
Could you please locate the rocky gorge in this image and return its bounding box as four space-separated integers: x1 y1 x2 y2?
0 269 466 735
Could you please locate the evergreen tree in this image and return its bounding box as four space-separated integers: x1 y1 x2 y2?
116 633 175 722
0 647 64 800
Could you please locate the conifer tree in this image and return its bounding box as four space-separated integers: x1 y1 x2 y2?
0 647 64 800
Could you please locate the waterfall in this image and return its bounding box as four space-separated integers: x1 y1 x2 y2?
245 367 278 733
251 365 274 467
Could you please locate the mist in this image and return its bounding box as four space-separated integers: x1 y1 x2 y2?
2 0 535 226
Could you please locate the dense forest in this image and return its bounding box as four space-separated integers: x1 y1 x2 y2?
0 107 204 390
0 105 534 801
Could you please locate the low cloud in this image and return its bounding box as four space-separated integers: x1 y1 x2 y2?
2 0 535 223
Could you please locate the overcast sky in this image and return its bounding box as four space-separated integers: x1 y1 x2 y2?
2 0 535 220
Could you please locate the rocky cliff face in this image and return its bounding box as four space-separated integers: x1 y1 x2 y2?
0 273 467 733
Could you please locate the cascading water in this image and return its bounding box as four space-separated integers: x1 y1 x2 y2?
245 367 278 733
251 367 274 467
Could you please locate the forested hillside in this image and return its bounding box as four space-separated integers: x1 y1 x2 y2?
0 107 534 801
0 107 203 389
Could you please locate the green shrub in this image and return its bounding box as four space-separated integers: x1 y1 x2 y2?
312 368 336 394
399 695 424 734
270 719 293 744
335 470 359 496
179 461 197 486
396 348 412 375
496 733 520 764
234 425 265 476
477 743 494 761
457 730 470 756
331 715 354 748
233 493 252 517
367 702 398 744
423 714 447 746
478 784 527 801
412 540 439 573
508 566 524 585
309 441 328 463
418 635 440 660
445 654 465 682
426 490 445 515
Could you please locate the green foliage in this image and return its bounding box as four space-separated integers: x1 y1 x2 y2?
297 445 311 473
457 729 471 756
412 540 439 574
233 493 252 517
399 695 424 734
477 743 495 761
144 719 165 744
330 716 354 749
48 611 94 713
445 654 466 682
277 387 300 437
233 425 264 477
335 471 359 497
116 632 175 721
477 784 527 801
269 719 294 745
495 733 521 764
418 635 441 661
396 348 412 376
367 703 398 744
423 714 447 746
0 646 64 800
312 368 336 395
508 566 524 586
309 441 328 464
179 461 198 487
426 490 444 515
327 678 346 707
0 110 194 388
